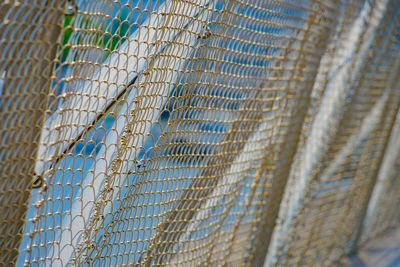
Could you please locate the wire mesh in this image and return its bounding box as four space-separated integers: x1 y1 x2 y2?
266 0 400 265
0 0 398 266
0 0 65 264
360 109 400 244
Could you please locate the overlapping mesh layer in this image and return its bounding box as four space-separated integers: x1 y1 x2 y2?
360 110 400 243
0 0 398 266
266 0 400 265
0 1 65 264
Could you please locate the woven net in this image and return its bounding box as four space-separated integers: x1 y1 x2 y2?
0 0 399 266
360 109 400 244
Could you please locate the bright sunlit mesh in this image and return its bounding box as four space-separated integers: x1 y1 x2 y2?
0 0 399 266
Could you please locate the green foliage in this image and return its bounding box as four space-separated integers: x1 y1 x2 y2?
61 15 73 62
61 7 132 62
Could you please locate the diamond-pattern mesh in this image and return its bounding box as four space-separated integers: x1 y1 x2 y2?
0 1 65 264
0 0 399 266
